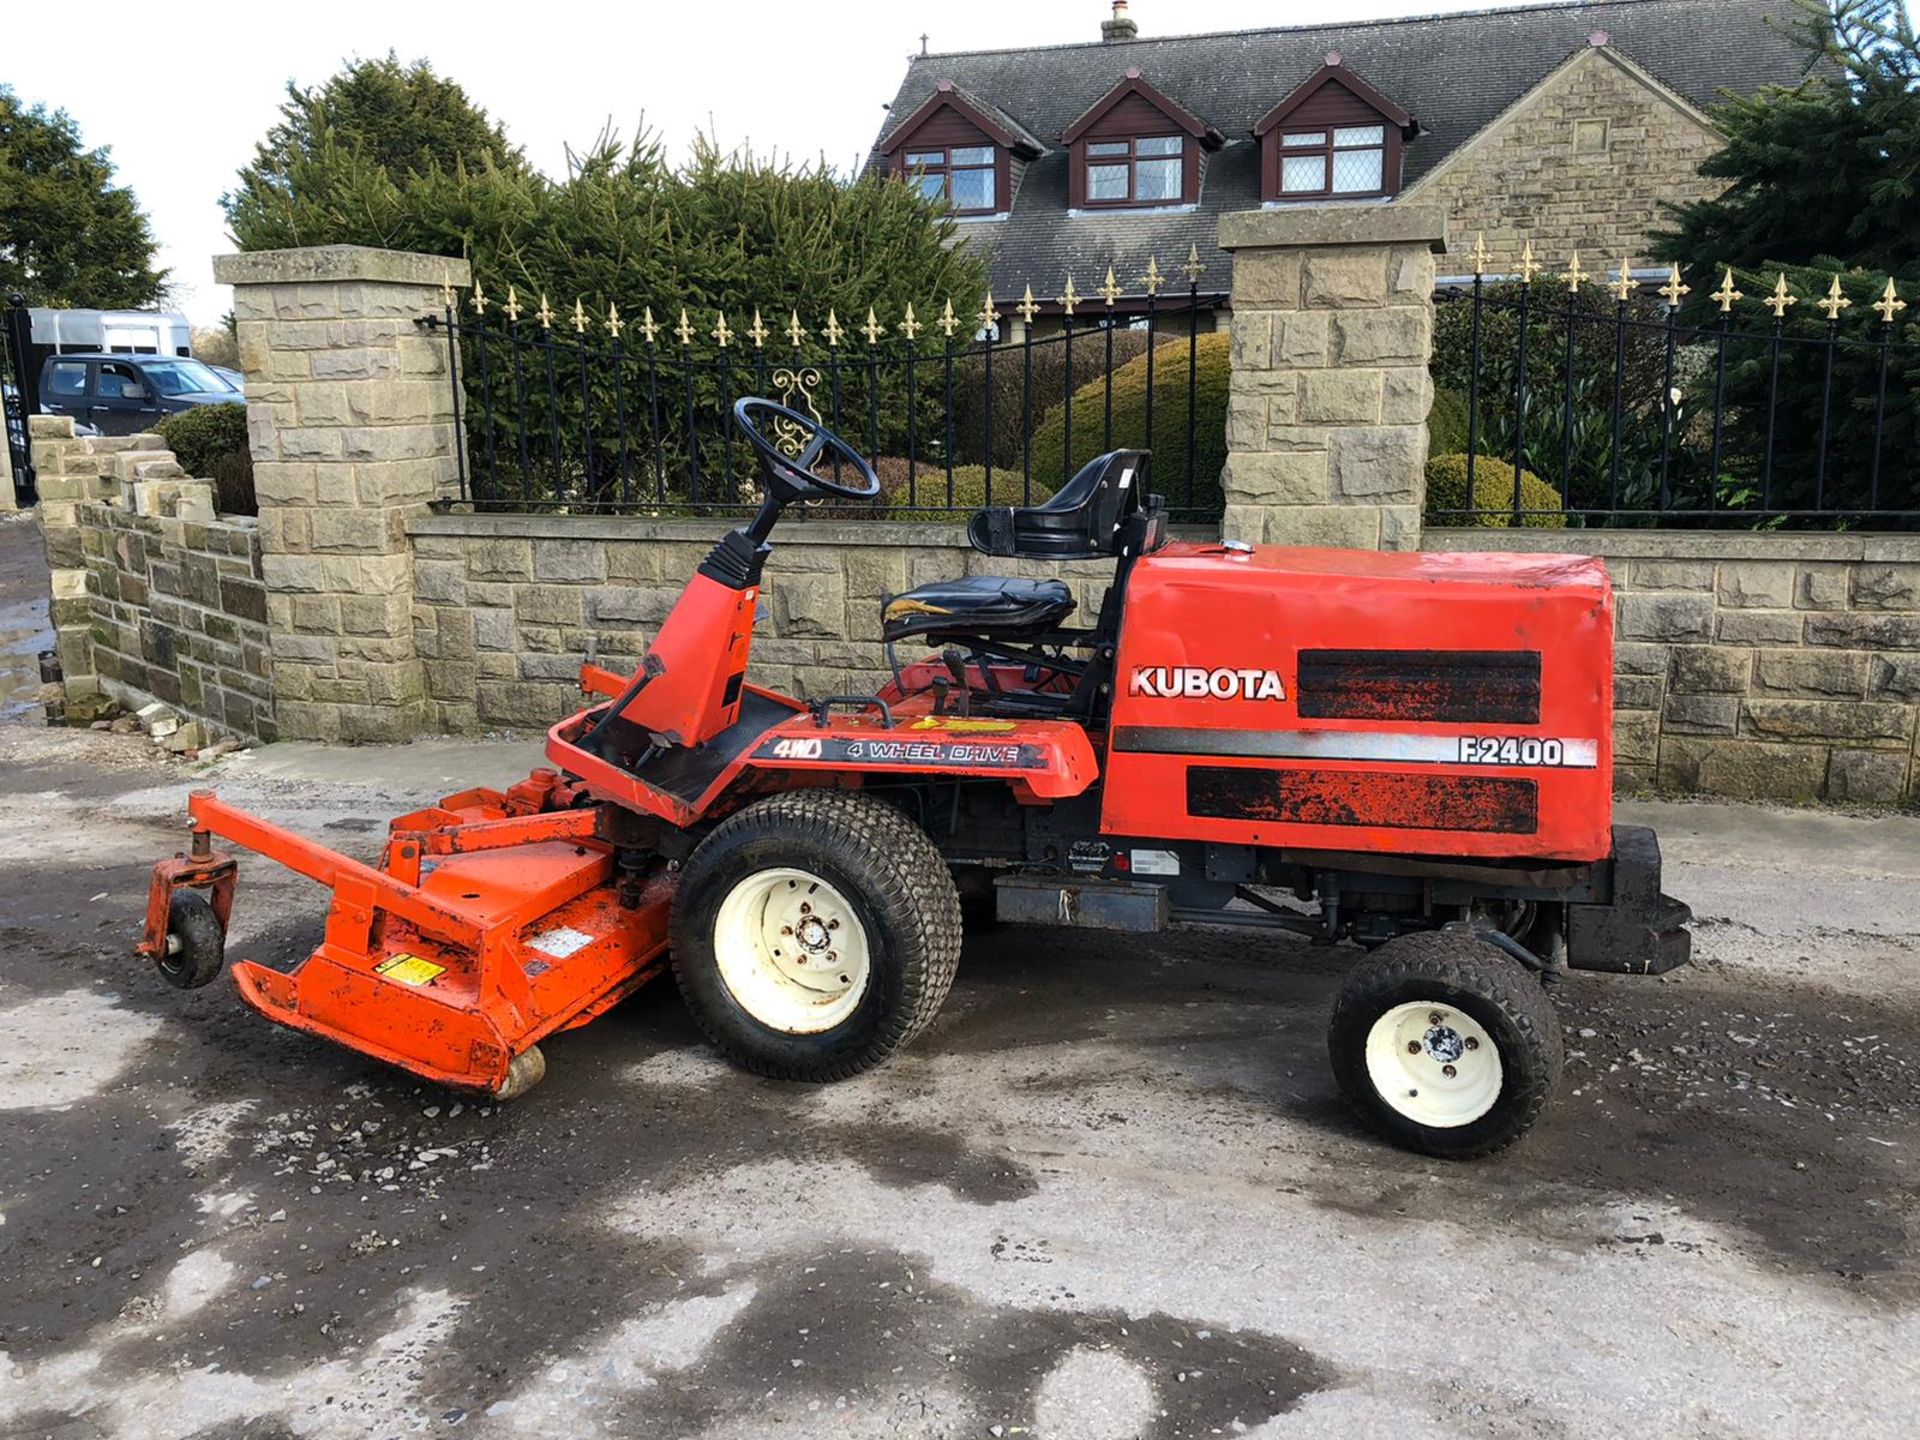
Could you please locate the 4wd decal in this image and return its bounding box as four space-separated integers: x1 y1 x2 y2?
753 735 1043 770
1129 666 1286 702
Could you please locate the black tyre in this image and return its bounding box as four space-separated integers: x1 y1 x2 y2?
1328 931 1562 1159
670 790 963 1081
157 889 226 990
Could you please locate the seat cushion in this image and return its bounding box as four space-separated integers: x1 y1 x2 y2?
881 575 1074 643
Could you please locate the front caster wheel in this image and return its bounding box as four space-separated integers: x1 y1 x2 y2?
670 790 962 1082
156 889 225 989
1328 931 1562 1159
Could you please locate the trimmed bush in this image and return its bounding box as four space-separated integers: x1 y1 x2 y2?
1027 330 1228 517
1424 453 1567 528
883 460 1057 520
1427 386 1470 456
947 329 1151 471
157 402 255 515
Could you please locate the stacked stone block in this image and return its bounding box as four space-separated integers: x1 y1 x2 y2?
213 245 469 742
1217 204 1445 551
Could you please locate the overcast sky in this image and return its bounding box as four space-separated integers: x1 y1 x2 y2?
11 0 1640 324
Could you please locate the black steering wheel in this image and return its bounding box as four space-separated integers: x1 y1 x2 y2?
732 397 881 502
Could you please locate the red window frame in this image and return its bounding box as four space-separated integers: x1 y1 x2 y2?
1274 124 1390 200
900 145 999 216
1081 134 1187 208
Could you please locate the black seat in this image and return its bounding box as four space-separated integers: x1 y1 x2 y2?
969 449 1154 560
881 575 1074 644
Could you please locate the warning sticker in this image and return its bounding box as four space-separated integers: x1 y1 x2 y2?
526 925 595 959
375 953 445 986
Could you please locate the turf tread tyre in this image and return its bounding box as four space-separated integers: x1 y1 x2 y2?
671 789 963 1081
157 889 225 990
1328 931 1562 1160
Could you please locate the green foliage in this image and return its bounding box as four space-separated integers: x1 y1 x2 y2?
1027 331 1229 517
1427 386 1470 456
948 329 1151 470
879 459 1057 519
0 87 167 307
1425 453 1567 528
157 403 254 515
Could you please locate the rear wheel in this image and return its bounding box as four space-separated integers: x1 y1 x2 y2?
156 889 225 990
1328 931 1562 1159
671 790 963 1081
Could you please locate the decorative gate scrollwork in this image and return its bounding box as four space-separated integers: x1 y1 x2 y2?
768 366 822 459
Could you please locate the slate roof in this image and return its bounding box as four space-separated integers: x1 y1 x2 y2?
871 0 1813 303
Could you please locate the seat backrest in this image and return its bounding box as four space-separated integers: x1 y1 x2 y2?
968 449 1153 560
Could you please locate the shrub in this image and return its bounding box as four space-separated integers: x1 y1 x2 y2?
1027 330 1228 518
157 403 255 515
946 328 1151 471
1427 386 1470 456
879 459 1057 520
1424 453 1566 528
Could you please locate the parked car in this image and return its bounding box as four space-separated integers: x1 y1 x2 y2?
37 354 240 437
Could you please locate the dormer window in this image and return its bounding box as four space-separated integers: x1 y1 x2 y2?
1254 57 1416 205
905 146 998 213
1061 67 1224 211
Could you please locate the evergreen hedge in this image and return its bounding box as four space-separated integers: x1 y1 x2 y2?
1424 453 1566 528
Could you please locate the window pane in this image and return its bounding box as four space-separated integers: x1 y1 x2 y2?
1135 135 1182 156
950 145 994 165
905 151 943 167
1135 157 1182 201
1333 125 1385 148
1087 163 1129 200
1282 131 1325 147
48 363 87 396
913 172 946 201
949 166 995 210
1281 154 1327 192
1331 148 1383 193
1086 140 1129 157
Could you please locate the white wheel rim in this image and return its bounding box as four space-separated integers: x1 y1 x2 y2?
713 867 872 1034
1363 1001 1504 1128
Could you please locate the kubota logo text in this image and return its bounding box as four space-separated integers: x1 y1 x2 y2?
1129 666 1286 701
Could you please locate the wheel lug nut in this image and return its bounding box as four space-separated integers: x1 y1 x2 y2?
827 918 839 930
1464 1037 1479 1051
780 925 793 936
1442 1064 1457 1078
1428 1012 1443 1025
1407 1041 1421 1054
827 951 837 963
799 903 812 914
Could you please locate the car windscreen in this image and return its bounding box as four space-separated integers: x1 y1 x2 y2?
139 359 228 396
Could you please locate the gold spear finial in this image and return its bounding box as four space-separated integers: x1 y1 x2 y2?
1059 276 1080 317
536 293 555 329
1100 265 1122 306
1762 273 1797 320
1816 274 1853 322
899 301 922 341
786 309 807 347
1016 284 1040 324
1710 268 1743 314
606 301 623 339
823 308 844 346
674 308 695 345
1141 255 1164 296
1516 241 1540 285
572 298 589 334
441 274 457 310
747 308 768 347
1609 258 1634 304
862 306 886 345
506 285 522 322
938 298 959 338
1467 232 1492 277
1183 243 1206 284
980 290 1000 331
471 277 489 315
711 310 732 347
1873 277 1908 325
1658 264 1690 308
1562 250 1589 293
639 306 658 344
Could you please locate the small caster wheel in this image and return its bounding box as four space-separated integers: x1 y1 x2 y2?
156 889 225 990
491 1045 546 1101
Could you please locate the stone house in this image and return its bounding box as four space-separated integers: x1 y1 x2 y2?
872 0 1810 331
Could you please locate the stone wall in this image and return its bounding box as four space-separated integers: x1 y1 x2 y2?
409 514 1123 733
1404 43 1722 265
1427 528 1920 803
31 415 273 738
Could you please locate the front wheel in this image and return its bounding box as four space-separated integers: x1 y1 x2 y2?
670 790 963 1082
155 888 225 990
1328 931 1562 1159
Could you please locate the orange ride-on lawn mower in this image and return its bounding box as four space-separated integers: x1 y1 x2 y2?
138 398 1689 1157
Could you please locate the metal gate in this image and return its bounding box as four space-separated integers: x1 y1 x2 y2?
2 294 36 506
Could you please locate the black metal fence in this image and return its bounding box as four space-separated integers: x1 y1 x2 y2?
1432 252 1919 528
422 269 1228 523
2 295 37 507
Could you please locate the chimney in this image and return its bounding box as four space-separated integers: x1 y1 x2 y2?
1102 0 1138 43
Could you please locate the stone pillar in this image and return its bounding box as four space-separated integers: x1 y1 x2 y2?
213 246 469 742
1217 204 1446 551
